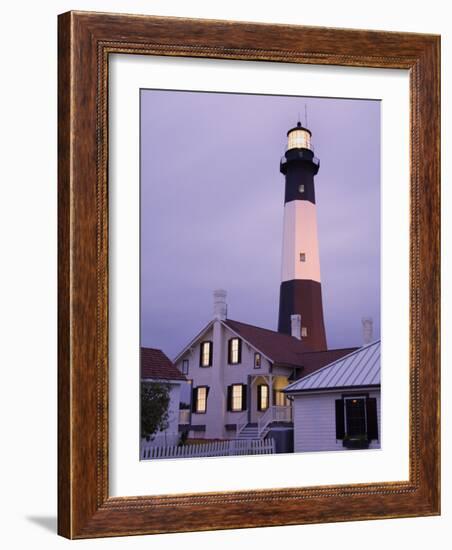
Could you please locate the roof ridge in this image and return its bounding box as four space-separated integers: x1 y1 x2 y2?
300 346 358 355
225 318 299 340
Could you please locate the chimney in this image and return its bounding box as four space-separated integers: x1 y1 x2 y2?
213 289 227 321
362 317 373 345
291 314 302 340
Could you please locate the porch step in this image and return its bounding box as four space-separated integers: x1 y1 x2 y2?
236 423 264 440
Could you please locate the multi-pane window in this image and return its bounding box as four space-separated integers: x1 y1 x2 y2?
231 385 243 412
288 128 311 150
199 341 212 367
254 352 261 369
195 387 208 413
228 337 241 364
227 384 247 412
274 390 288 407
335 395 379 441
345 398 366 437
181 359 189 374
301 326 308 337
257 384 269 411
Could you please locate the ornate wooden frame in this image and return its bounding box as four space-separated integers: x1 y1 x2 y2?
58 11 440 538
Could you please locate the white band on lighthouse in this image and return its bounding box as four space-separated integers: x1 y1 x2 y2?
281 200 321 283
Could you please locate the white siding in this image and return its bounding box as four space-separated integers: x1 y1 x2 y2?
174 324 276 438
292 389 381 452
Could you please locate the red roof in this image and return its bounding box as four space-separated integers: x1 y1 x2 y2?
141 348 186 381
224 319 308 366
224 319 357 375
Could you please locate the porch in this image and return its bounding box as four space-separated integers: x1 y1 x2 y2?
235 374 293 439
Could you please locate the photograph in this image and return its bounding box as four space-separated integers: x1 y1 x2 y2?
139 89 381 460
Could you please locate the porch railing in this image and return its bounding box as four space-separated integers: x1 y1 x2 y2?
257 405 292 438
236 411 249 436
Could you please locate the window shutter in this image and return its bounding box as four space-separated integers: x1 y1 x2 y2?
335 399 345 439
241 384 247 411
205 386 210 412
209 342 213 366
192 387 197 412
257 385 262 411
237 339 242 364
366 398 379 440
227 339 232 364
227 385 232 412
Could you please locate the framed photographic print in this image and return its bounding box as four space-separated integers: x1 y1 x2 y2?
58 11 440 538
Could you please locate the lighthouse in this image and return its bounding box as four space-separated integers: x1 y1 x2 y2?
278 121 327 351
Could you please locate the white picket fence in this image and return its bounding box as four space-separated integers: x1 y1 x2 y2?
141 438 275 460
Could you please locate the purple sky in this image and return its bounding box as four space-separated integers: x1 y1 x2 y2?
140 90 380 359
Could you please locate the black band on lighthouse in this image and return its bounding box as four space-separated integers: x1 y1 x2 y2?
278 280 327 351
280 148 320 205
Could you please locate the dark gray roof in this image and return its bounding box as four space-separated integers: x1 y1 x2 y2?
284 340 380 392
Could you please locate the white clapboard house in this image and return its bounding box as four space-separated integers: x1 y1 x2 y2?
284 340 381 452
141 348 187 447
173 290 356 450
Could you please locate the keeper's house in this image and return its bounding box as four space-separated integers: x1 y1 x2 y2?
173 290 355 447
284 340 381 452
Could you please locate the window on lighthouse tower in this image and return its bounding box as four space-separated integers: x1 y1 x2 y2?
300 253 306 262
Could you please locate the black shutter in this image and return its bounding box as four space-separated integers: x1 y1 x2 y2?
205 386 210 412
209 341 213 366
227 339 232 364
366 398 379 440
199 343 204 367
227 385 232 411
335 399 345 439
257 385 262 411
237 339 242 364
192 387 197 413
241 384 247 411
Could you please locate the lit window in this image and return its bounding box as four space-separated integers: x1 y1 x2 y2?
199 341 212 367
298 184 305 193
231 385 243 412
228 337 241 364
181 359 189 374
299 253 306 262
195 387 207 413
301 327 308 337
258 384 269 411
228 384 247 412
274 390 288 407
254 352 261 369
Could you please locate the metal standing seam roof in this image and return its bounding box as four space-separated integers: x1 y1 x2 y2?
284 340 381 392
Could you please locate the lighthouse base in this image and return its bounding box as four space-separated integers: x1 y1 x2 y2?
278 279 327 351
